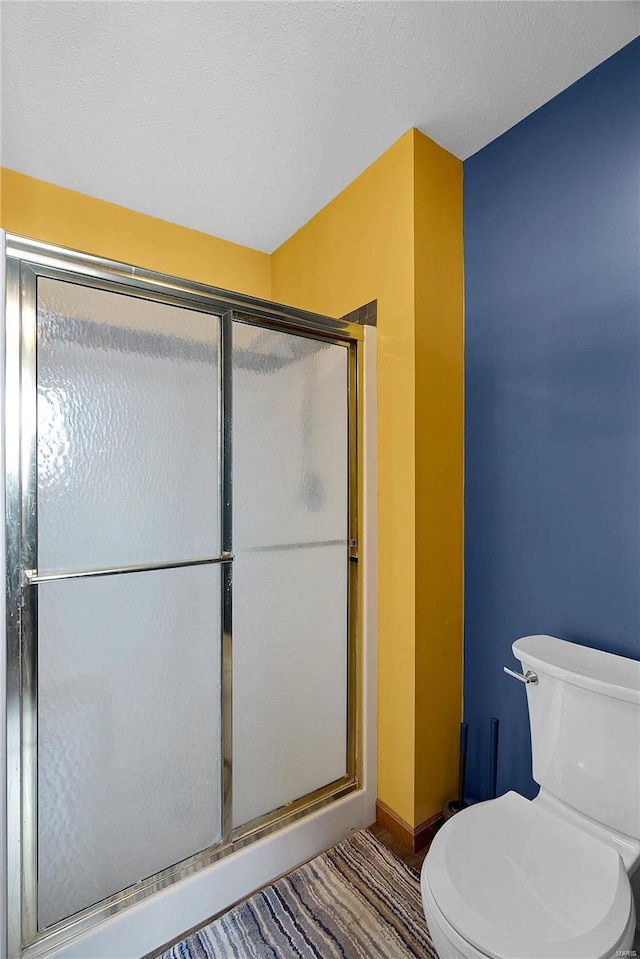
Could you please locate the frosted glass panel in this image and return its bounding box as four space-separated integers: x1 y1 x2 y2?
232 546 348 828
232 323 349 828
232 324 348 548
37 278 220 573
37 565 222 928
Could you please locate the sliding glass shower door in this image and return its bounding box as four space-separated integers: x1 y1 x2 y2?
232 324 349 829
34 278 224 928
4 239 360 959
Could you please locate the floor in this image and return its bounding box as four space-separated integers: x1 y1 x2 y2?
144 822 640 959
368 820 433 872
143 823 428 959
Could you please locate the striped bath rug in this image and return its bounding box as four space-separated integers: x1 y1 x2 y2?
160 829 437 958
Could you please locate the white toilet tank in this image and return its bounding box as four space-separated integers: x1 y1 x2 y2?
513 635 640 840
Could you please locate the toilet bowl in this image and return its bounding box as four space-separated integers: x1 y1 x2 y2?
420 635 640 959
421 792 637 959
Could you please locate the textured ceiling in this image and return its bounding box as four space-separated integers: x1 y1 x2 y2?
1 1 638 252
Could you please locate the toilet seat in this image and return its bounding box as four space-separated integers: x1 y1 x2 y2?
422 791 634 959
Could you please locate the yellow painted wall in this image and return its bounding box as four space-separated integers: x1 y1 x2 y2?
0 168 271 298
273 128 464 827
272 130 418 824
413 131 464 824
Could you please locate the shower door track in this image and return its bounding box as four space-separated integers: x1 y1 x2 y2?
4 235 365 959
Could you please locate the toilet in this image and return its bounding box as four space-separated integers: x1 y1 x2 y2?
421 634 640 959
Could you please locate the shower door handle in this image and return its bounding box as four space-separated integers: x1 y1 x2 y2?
503 666 538 684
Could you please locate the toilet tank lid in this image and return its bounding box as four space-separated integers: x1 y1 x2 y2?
513 635 640 704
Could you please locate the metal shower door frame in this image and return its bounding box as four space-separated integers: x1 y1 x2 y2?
4 235 363 959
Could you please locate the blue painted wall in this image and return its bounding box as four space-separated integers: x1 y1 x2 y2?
463 38 640 803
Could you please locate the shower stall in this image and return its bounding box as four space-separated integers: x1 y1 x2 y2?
2 235 376 959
